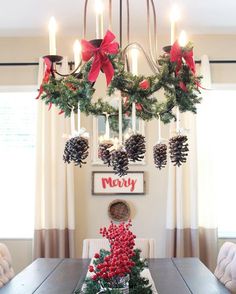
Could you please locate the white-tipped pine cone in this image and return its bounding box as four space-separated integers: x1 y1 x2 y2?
169 135 189 166
63 136 89 167
125 134 146 162
153 143 167 169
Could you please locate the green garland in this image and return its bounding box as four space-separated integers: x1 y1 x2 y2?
75 249 152 294
40 42 202 124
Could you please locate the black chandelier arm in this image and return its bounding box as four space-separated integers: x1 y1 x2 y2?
109 0 112 30
150 0 158 62
146 0 158 66
126 0 130 44
54 60 83 77
121 42 159 73
119 0 123 47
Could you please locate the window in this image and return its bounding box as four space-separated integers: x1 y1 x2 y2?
0 87 36 238
197 85 236 238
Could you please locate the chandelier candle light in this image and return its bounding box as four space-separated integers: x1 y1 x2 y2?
37 1 202 174
48 17 57 55
170 4 181 133
95 0 104 39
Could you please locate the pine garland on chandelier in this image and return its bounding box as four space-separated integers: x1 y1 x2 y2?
37 30 202 175
39 43 202 124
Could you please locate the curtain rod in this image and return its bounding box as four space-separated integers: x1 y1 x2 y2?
0 60 236 67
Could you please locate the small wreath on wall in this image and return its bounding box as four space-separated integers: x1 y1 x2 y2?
108 199 131 222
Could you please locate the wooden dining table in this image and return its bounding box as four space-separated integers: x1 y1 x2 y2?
0 257 230 294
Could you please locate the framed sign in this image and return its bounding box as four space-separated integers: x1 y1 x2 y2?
92 172 145 195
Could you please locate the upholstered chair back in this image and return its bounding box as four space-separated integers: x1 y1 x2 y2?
82 238 155 259
214 242 236 293
0 243 14 288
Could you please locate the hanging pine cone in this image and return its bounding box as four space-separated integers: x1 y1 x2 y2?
111 149 129 177
169 135 189 166
63 136 89 167
98 142 113 166
125 134 146 162
153 143 167 170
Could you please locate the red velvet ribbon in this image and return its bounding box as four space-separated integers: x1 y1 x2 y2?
81 30 119 85
36 57 52 100
170 41 196 75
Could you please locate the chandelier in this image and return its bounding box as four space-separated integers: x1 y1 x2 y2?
37 0 202 176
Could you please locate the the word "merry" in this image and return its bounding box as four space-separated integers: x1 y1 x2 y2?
101 177 137 192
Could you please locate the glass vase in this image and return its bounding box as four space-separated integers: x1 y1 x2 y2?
99 275 129 293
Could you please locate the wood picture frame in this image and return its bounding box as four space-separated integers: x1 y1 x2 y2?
92 171 145 195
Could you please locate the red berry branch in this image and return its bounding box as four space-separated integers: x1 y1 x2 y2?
80 221 153 293
89 221 136 283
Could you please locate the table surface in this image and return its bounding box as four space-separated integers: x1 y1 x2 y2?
0 257 230 294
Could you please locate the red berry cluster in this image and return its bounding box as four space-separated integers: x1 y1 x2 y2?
89 220 136 282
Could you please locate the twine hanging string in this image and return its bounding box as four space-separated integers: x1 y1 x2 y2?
131 46 139 134
176 106 180 134
158 114 161 143
63 104 88 139
104 112 110 140
77 105 81 133
119 96 122 144
71 108 76 135
132 102 136 134
156 113 168 143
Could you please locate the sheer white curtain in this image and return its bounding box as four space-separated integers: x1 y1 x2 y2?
165 55 218 271
34 58 76 258
197 55 218 270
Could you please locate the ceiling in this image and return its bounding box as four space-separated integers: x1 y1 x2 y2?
0 0 236 37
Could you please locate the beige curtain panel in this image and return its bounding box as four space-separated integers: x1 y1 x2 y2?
34 58 76 258
165 55 218 271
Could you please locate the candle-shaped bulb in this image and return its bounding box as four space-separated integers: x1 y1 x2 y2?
178 30 187 47
130 46 139 75
48 16 57 55
95 0 104 38
170 4 180 45
73 39 81 72
95 0 104 14
170 4 180 23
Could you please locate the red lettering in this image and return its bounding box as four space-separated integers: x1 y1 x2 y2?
101 177 113 189
101 177 137 192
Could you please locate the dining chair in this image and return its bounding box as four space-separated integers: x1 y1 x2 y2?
82 238 156 259
0 243 14 288
214 241 236 293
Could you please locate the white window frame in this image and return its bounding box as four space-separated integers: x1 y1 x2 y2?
207 83 236 238
0 85 37 239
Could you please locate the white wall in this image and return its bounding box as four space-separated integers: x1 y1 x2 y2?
0 34 236 273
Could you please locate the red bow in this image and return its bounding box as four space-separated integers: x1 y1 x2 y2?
81 30 119 85
170 41 196 75
36 57 52 100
